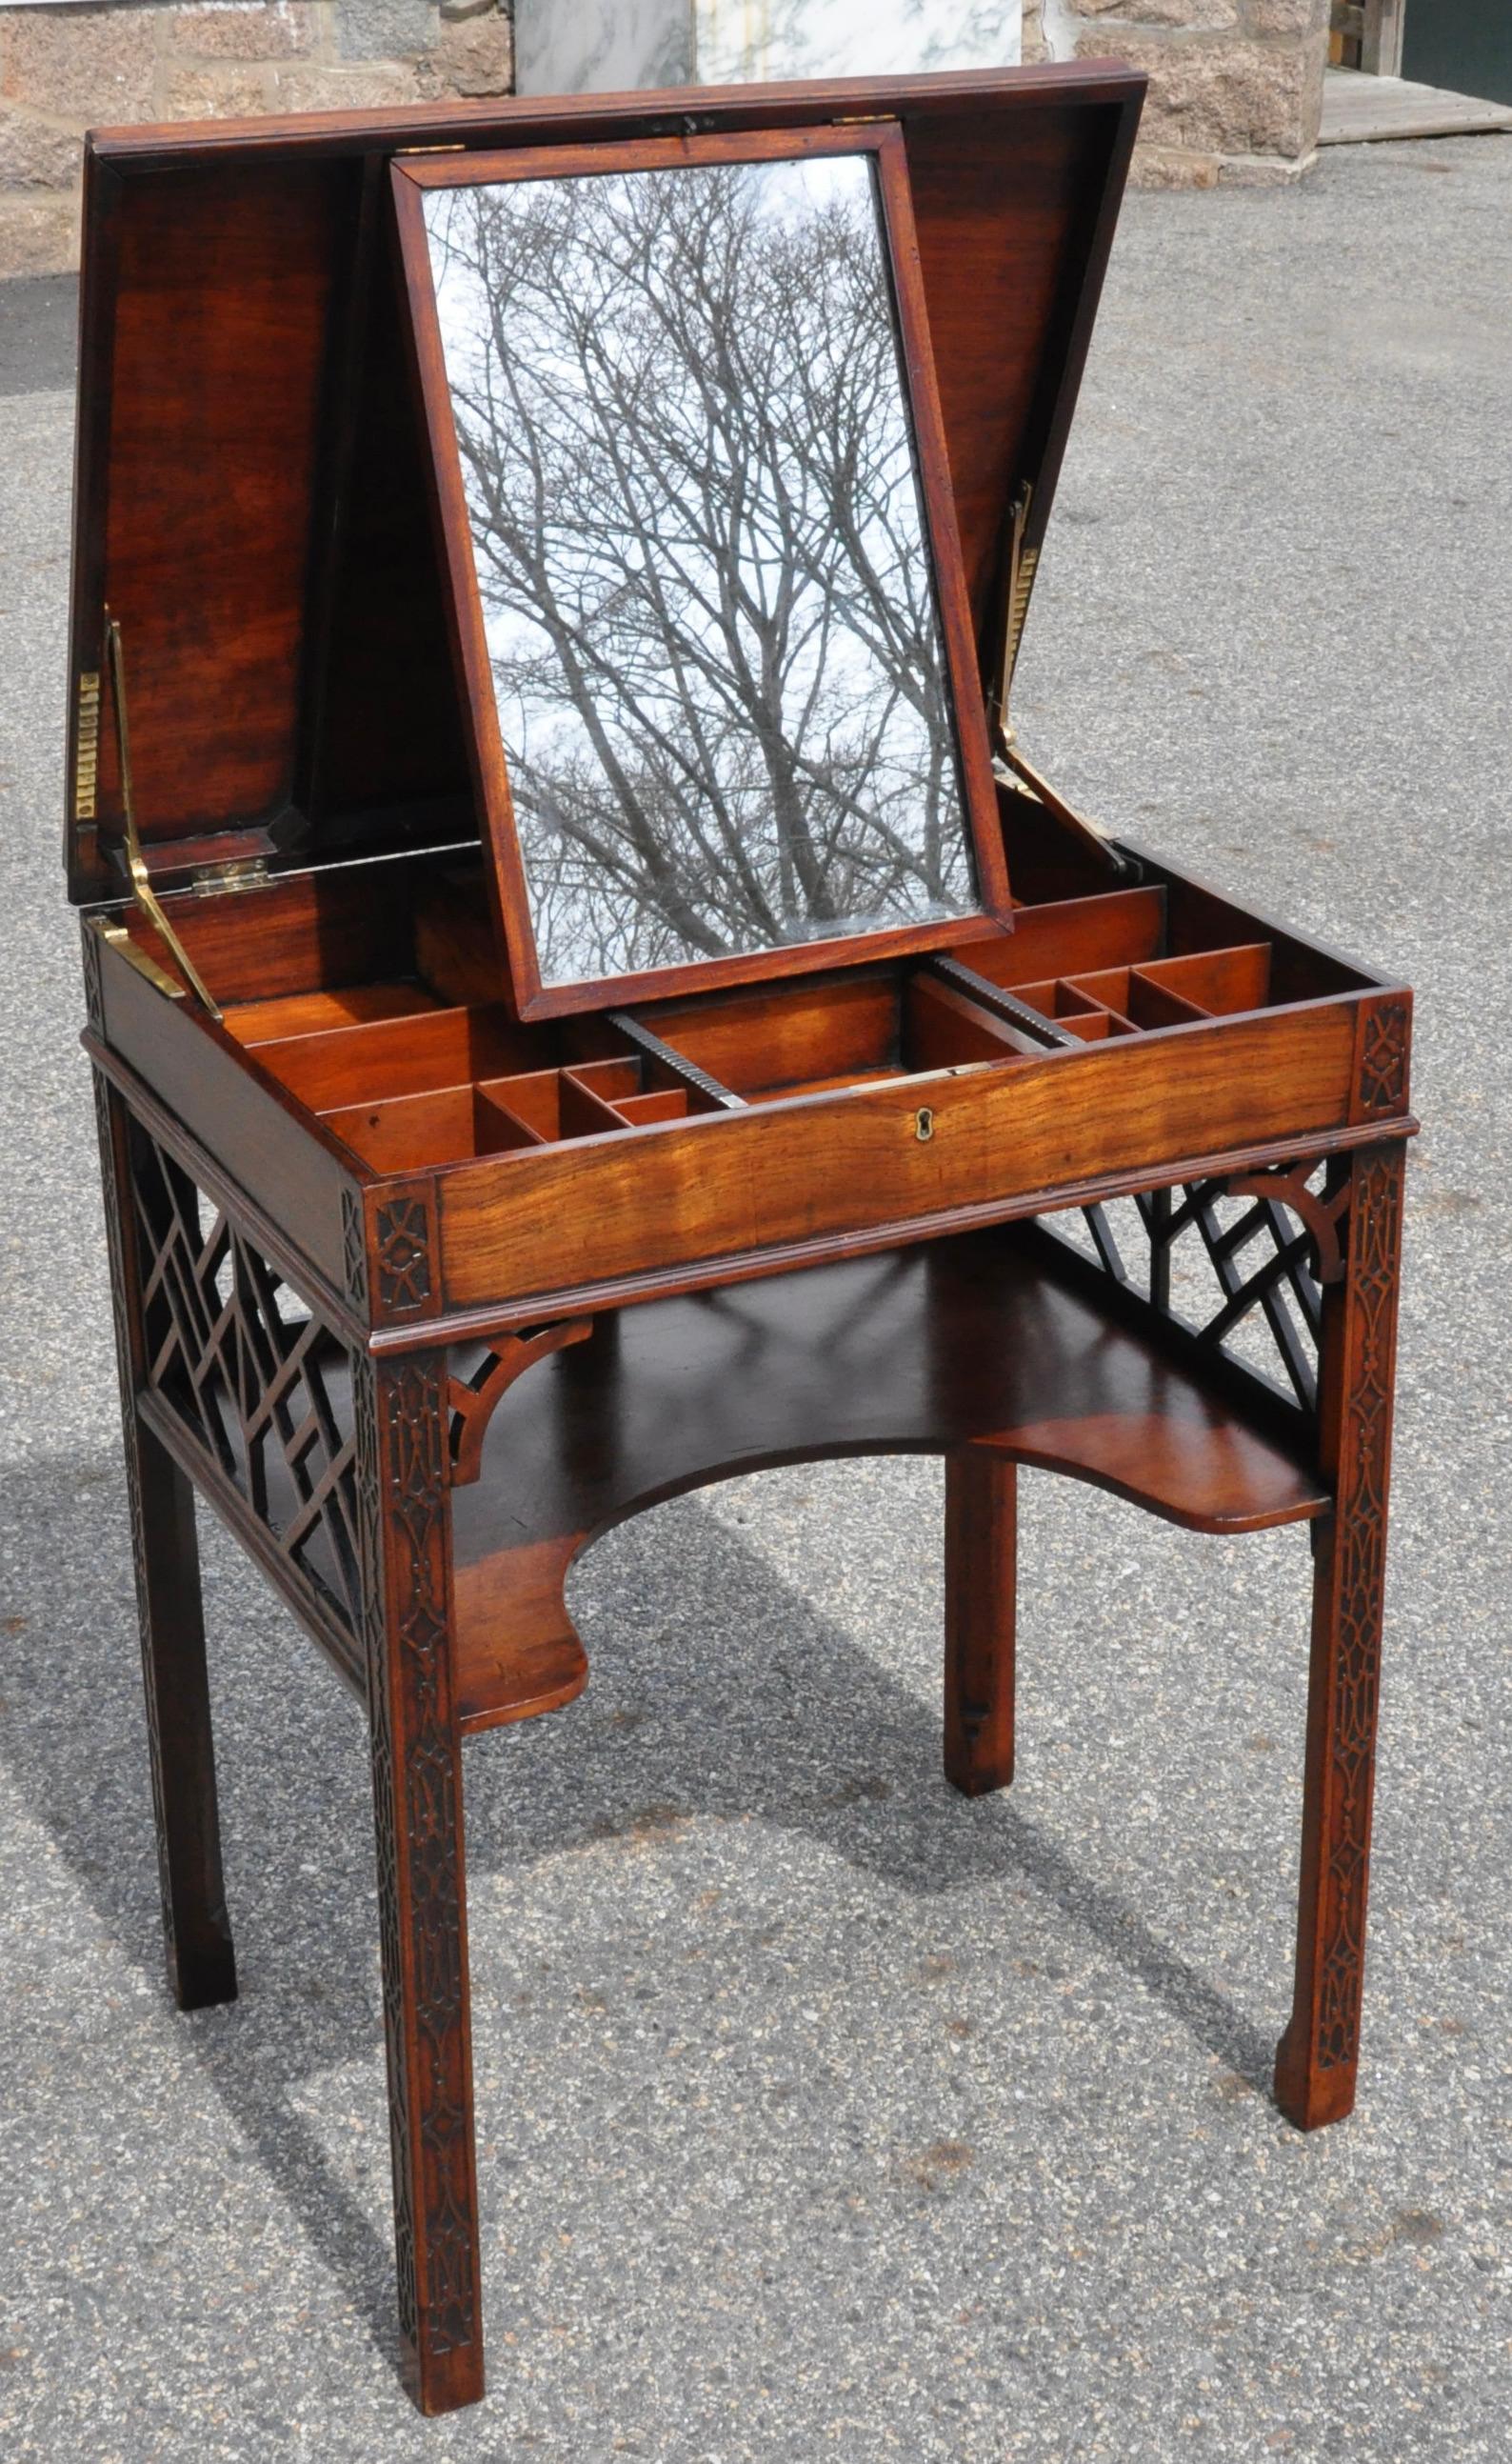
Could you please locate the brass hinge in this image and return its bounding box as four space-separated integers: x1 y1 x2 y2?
74 670 101 821
103 613 223 1021
988 482 1135 881
192 855 271 896
396 142 465 153
992 481 1037 737
832 113 894 126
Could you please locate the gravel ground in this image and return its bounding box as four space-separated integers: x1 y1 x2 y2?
0 131 1508 2463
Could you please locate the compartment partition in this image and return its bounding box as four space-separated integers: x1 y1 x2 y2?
207 872 1337 1179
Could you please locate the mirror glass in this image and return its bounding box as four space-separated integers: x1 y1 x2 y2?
424 151 979 989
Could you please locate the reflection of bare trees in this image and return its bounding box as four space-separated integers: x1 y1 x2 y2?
428 158 970 983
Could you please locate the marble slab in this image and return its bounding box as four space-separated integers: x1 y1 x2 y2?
514 0 696 99
698 0 1023 85
514 0 1021 97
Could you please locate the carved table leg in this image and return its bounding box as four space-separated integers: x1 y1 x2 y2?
944 1449 1017 1796
1274 1142 1404 2131
354 1350 485 2414
94 1074 237 2012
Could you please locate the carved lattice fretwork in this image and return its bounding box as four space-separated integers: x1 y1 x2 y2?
125 1120 365 1666
94 1072 239 2013
1045 1157 1350 1417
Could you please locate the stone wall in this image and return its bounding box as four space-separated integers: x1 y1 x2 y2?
0 0 1326 277
1024 0 1327 185
0 0 513 275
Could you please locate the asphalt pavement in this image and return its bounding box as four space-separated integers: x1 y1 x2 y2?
0 130 1508 2462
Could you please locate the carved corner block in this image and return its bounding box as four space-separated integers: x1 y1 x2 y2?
351 1181 443 1327
1352 994 1411 1123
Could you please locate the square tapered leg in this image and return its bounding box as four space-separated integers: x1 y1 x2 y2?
944 1449 1018 1796
354 1349 486 2414
1275 1143 1404 2130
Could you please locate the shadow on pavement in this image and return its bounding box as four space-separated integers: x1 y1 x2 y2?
0 1446 1280 2368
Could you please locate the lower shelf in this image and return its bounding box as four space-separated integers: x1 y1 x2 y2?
450 1224 1327 1732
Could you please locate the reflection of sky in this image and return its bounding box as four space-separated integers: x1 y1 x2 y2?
428 154 907 724
425 153 971 979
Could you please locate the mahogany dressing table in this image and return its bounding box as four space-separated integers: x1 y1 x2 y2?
68 65 1414 2415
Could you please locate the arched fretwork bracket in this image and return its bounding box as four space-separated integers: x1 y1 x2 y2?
1224 1164 1350 1288
447 1320 593 1486
1053 1154 1359 1420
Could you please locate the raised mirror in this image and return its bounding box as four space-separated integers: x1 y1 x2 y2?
396 130 1008 1016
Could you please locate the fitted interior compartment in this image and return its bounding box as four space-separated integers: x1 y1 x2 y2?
322 1080 547 1172
1133 944 1273 1014
945 883 1286 1044
277 962 1043 1171
104 838 1380 1189
252 1004 572 1112
320 1052 722 1171
643 965 1041 1104
954 885 1167 988
1000 978 1139 1038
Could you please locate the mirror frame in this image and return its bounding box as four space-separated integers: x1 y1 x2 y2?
393 124 1012 1021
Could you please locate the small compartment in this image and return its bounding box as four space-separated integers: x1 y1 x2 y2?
952 882 1285 1028
1063 969 1208 1032
252 1004 566 1112
611 1088 698 1125
322 1083 545 1172
476 1063 634 1144
954 886 1166 990
990 976 1137 1039
1053 1010 1124 1043
1135 945 1272 1015
950 929 1277 1047
643 965 1036 1105
319 1057 685 1172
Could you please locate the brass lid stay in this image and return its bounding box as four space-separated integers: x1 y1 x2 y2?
104 614 223 1021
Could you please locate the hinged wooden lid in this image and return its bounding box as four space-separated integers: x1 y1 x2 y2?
65 62 1144 907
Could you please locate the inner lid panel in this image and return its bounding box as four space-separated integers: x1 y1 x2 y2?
67 67 1141 903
